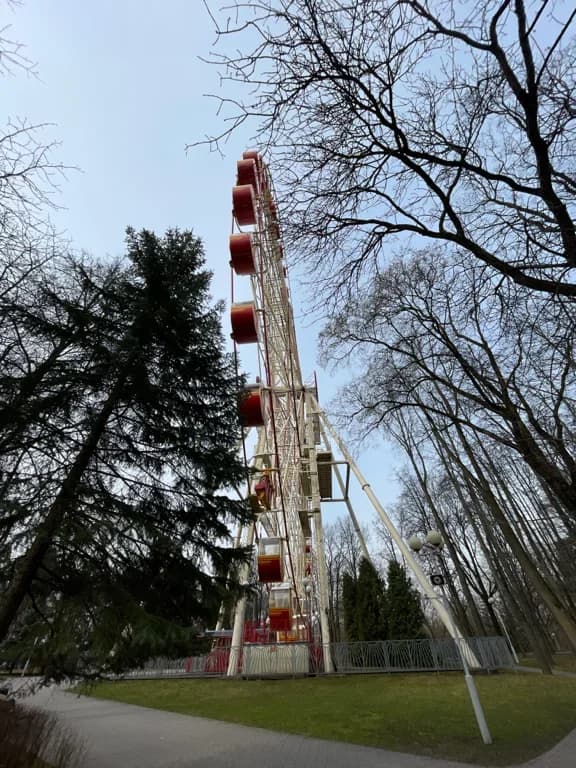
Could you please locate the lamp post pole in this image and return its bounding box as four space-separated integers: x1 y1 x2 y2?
488 595 519 664
305 582 313 644
409 531 492 746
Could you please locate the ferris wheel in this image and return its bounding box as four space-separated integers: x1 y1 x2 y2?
225 149 339 674
224 150 473 677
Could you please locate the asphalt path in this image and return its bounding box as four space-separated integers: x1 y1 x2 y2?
14 681 576 768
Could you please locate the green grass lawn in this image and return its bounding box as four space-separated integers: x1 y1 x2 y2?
83 672 576 765
520 653 576 673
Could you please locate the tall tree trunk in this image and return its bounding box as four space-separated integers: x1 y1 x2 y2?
0 365 130 642
397 421 486 635
477 444 576 616
429 419 555 671
462 484 554 673
451 422 576 653
507 412 576 518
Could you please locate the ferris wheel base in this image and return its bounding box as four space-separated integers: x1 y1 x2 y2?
242 644 309 675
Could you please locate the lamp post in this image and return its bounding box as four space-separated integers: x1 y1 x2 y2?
305 582 313 643
409 531 492 746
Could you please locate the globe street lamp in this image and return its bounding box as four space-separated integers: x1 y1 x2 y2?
408 531 447 591
409 530 492 746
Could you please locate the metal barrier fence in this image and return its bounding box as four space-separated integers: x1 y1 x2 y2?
117 636 513 679
330 637 512 673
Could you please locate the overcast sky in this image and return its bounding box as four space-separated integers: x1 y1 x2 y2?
3 0 404 535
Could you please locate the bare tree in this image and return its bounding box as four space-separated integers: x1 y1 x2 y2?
322 252 576 520
204 0 576 299
373 408 563 667
391 429 489 636
0 1 68 261
324 516 368 640
0 1 37 78
0 2 75 522
321 249 576 651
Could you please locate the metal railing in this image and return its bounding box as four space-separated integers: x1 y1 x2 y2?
116 636 513 679
330 637 512 673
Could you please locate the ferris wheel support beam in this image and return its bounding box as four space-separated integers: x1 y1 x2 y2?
319 417 372 563
313 395 481 668
215 522 244 633
227 522 255 677
312 510 335 672
332 463 372 563
305 397 334 672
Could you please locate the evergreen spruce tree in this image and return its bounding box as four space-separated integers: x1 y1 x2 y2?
342 558 387 641
385 561 425 640
342 571 359 641
0 228 252 677
356 558 387 641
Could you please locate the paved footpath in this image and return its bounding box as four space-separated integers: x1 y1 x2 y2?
16 682 576 768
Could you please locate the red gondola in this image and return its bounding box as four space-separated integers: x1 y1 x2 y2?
254 472 274 509
243 149 261 164
238 386 265 427
231 302 258 344
244 150 268 192
269 587 293 632
257 537 283 582
233 185 256 226
229 233 256 275
237 158 259 190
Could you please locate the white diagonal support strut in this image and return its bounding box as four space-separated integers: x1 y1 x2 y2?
312 395 480 669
